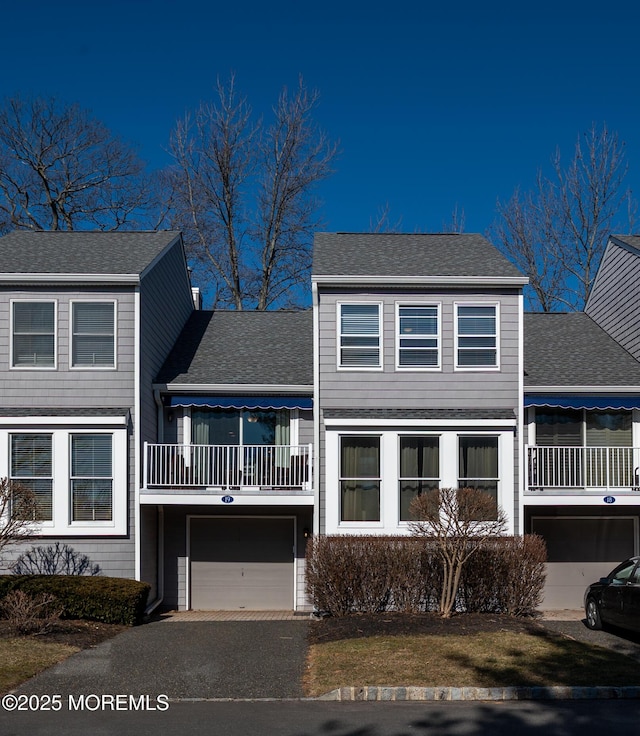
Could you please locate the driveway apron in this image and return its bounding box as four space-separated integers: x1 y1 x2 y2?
13 619 310 700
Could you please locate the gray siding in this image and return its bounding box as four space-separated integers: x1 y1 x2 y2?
318 289 521 410
139 240 194 450
586 241 640 360
0 287 135 407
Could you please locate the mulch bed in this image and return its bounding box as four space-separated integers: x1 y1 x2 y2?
308 612 545 645
0 619 128 648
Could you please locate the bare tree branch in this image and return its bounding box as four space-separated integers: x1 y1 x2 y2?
0 96 155 233
163 75 338 309
490 123 634 311
0 478 39 558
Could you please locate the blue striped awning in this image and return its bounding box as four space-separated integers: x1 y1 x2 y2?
525 395 640 410
168 396 312 410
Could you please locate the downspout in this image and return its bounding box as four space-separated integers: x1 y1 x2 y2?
312 280 321 535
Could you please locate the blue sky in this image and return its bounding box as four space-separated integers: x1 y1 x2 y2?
2 0 640 235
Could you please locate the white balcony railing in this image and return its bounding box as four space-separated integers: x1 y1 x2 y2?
526 445 640 492
144 442 313 493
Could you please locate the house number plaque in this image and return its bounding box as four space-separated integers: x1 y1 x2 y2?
221 495 234 504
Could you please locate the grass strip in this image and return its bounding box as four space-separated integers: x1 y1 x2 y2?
304 630 640 697
0 638 79 694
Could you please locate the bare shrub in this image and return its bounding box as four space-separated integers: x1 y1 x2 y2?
12 543 101 576
0 589 63 635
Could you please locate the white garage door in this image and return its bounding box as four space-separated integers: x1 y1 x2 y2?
189 517 294 610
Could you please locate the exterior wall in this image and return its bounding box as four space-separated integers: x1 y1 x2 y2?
318 288 521 410
140 505 159 600
586 241 640 360
139 240 194 450
161 505 312 611
0 286 135 407
317 287 522 536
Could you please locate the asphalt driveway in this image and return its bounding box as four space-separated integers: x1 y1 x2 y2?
14 619 310 700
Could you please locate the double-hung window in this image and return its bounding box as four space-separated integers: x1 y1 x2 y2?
71 301 116 368
399 436 440 520
10 434 53 521
340 436 380 521
458 435 499 502
338 303 381 368
11 301 56 368
397 304 440 369
70 434 113 521
456 304 498 368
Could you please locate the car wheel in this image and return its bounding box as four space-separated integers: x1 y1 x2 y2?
586 597 603 630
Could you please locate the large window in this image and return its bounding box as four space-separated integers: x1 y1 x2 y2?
458 436 499 501
399 436 440 520
456 304 498 368
191 408 290 446
10 434 53 521
71 434 113 522
72 301 115 367
340 436 380 521
12 301 55 368
397 305 440 369
338 303 381 368
535 408 632 447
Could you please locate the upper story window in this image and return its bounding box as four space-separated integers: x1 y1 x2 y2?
71 301 116 368
396 304 440 369
11 301 56 368
338 303 381 369
456 303 498 369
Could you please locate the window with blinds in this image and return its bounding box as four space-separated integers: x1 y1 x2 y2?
71 301 115 367
397 305 440 369
71 434 113 521
456 304 498 368
10 433 53 521
339 303 381 368
12 301 55 367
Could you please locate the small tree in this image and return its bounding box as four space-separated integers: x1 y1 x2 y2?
408 487 508 618
12 542 101 576
0 477 38 559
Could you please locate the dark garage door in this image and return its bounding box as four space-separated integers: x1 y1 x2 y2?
190 517 294 610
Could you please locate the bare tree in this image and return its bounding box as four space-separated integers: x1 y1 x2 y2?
408 487 508 618
0 478 38 558
164 75 338 309
369 202 403 233
442 203 466 233
12 542 101 576
0 96 155 233
491 124 634 311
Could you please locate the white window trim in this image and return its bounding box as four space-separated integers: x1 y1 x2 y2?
336 301 383 371
454 301 500 371
10 299 58 371
0 425 127 536
325 427 515 535
395 301 441 371
69 299 117 371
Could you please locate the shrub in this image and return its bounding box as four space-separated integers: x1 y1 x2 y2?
12 543 102 576
306 534 546 617
0 576 150 625
0 589 63 635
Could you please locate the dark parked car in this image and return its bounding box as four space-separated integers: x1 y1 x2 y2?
584 557 640 632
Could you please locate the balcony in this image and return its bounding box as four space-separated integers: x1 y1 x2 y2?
143 442 313 496
526 445 640 494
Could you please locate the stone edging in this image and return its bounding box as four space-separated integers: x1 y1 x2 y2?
317 685 640 701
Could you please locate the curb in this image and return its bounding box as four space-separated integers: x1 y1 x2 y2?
317 685 640 701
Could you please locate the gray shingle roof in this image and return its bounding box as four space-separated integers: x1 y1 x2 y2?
0 408 129 417
155 310 313 387
612 234 640 253
524 312 640 387
0 231 182 275
312 233 525 279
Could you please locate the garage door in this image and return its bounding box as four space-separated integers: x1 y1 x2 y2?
531 516 637 609
190 517 294 610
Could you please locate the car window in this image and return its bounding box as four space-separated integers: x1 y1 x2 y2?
630 565 640 584
611 561 637 584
